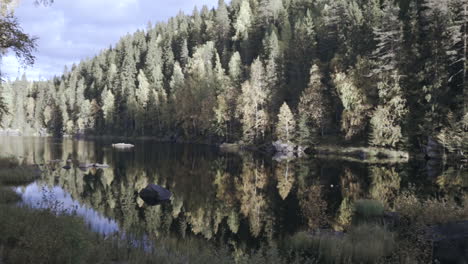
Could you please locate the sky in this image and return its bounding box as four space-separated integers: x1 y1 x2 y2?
2 0 219 81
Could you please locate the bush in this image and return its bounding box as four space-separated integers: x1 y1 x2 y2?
0 187 21 204
0 157 19 169
345 224 394 263
0 166 39 186
353 199 384 222
394 190 467 226
287 224 394 264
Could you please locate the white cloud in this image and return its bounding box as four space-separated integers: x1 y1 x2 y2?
1 0 219 80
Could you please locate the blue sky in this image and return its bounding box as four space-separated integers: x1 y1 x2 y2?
2 0 219 80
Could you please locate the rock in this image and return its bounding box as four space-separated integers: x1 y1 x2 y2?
93 163 109 168
0 128 22 136
219 143 241 152
79 163 93 169
79 163 109 169
112 143 135 149
62 165 71 170
272 140 306 160
273 151 295 162
139 184 172 206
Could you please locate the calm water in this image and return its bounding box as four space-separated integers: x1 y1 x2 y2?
1 137 466 251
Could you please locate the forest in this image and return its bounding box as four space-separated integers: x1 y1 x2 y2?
0 0 467 156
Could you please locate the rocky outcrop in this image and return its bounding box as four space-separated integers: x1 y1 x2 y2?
0 128 22 136
272 141 307 161
78 163 110 169
219 143 242 153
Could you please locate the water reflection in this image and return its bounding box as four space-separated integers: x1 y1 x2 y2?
0 136 466 252
15 182 119 236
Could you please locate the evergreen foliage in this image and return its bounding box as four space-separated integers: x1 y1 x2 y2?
276 102 295 142
0 0 465 152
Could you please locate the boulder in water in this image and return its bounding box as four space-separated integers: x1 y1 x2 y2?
139 184 172 206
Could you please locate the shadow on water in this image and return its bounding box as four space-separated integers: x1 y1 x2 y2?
1 136 467 260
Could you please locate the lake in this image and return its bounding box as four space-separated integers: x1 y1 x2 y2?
1 136 466 256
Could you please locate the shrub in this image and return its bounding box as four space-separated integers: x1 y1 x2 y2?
0 187 21 204
287 224 394 264
394 190 467 226
353 199 384 222
0 166 39 186
0 157 19 169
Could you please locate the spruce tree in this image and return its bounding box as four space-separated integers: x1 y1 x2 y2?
233 0 252 41
238 58 269 143
276 102 295 142
298 65 330 136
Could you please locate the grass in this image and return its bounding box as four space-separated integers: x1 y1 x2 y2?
0 167 39 186
0 202 302 264
0 156 39 186
287 224 395 264
0 187 297 264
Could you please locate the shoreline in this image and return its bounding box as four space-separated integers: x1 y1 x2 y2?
0 134 414 163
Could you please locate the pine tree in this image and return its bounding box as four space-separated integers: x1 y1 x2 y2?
369 72 408 148
276 102 295 142
333 71 372 140
264 30 283 111
419 0 454 131
233 0 252 41
296 113 314 146
298 65 330 136
370 1 408 147
101 88 115 129
180 38 189 68
145 39 164 90
228 51 243 87
49 102 64 138
448 0 468 114
238 58 269 143
0 94 7 125
258 0 285 24
213 53 231 139
215 0 231 52
136 69 150 108
372 0 403 76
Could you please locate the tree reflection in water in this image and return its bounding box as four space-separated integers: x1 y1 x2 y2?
1 136 466 257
